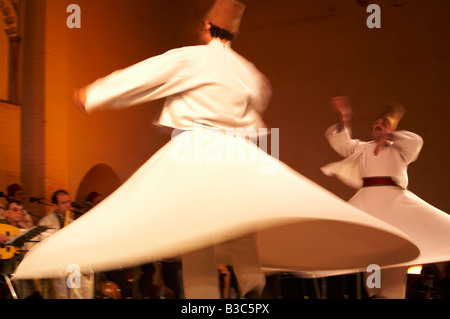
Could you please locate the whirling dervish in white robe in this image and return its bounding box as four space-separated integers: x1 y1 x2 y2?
316 96 450 298
13 4 419 293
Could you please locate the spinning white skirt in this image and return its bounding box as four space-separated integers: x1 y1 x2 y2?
349 186 450 267
291 186 450 279
13 130 419 280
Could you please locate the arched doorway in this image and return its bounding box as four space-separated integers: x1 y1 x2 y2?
75 163 122 205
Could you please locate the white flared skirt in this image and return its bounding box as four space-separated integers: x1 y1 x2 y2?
349 186 450 267
13 130 419 280
293 185 450 279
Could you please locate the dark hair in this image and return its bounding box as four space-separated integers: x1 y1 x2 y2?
6 200 22 210
51 189 69 204
209 23 235 41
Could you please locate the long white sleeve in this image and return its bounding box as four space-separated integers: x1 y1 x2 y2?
85 48 192 112
391 130 424 164
324 124 360 158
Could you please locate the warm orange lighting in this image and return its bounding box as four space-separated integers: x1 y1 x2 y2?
407 265 423 275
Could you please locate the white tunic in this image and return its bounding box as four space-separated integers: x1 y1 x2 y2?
85 39 271 132
322 124 450 268
321 124 423 189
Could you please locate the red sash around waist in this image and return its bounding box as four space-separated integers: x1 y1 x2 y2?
362 177 400 188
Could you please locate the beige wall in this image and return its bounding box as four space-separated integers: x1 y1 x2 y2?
0 30 8 101
7 0 450 216
0 101 21 188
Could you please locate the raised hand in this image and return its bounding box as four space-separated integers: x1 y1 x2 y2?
73 87 87 114
331 95 352 129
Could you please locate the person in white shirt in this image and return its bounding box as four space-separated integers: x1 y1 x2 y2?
322 96 450 298
37 190 94 299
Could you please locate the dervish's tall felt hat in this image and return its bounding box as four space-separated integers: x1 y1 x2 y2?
380 101 405 130
204 0 245 34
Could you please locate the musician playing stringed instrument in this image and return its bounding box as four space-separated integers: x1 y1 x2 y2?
1 201 25 272
1 201 22 243
0 200 44 299
0 201 23 227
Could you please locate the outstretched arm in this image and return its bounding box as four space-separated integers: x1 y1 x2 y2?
325 96 358 158
72 47 191 114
